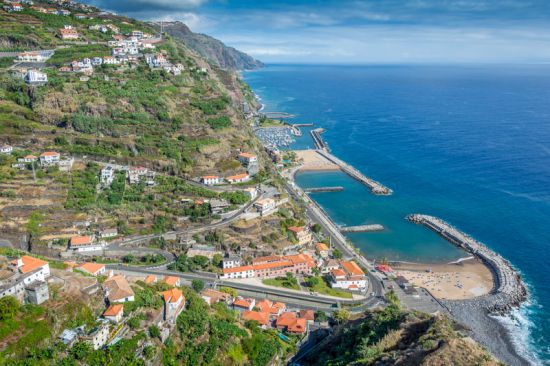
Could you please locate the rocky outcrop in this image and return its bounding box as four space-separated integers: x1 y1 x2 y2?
152 21 264 71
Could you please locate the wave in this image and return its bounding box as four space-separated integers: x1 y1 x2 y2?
490 298 544 366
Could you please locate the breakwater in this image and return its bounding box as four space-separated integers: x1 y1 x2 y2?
304 186 344 193
317 150 393 195
407 214 527 314
340 224 384 233
310 128 329 150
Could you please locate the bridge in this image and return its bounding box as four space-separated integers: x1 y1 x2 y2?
339 224 384 233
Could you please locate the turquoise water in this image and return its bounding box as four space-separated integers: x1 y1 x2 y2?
245 64 550 363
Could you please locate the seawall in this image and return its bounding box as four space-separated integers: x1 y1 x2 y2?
407 214 527 314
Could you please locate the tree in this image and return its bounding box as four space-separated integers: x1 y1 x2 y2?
212 253 223 268
122 254 134 263
191 255 209 268
305 276 320 287
70 341 92 360
333 309 350 324
191 279 204 293
333 248 343 259
314 310 328 323
385 290 400 308
219 286 237 298
311 223 322 233
0 296 19 320
149 324 161 338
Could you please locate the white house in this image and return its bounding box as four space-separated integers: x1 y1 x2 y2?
82 323 109 350
160 288 185 322
226 173 250 184
99 228 118 239
104 275 135 303
39 151 60 165
0 145 13 154
17 51 48 63
24 70 48 85
18 155 38 163
76 262 106 276
102 56 120 65
103 304 123 323
100 165 115 186
127 166 148 184
222 256 241 269
330 261 367 291
220 265 254 279
243 187 258 200
238 152 258 166
200 175 222 186
69 235 104 252
254 198 276 216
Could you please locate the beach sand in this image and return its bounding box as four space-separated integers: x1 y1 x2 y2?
393 259 493 300
294 149 339 171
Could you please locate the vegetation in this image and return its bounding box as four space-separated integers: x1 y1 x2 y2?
304 275 353 299
262 272 300 290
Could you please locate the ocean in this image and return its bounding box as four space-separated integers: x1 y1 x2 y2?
244 64 550 364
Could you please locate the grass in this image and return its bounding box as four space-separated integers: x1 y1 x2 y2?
262 277 300 291
308 276 353 299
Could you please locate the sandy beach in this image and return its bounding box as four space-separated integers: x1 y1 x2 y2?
294 149 339 171
392 258 493 300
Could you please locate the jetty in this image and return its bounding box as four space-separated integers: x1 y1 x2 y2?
310 128 329 151
407 214 526 313
317 150 392 195
340 224 384 233
304 186 344 193
292 123 314 127
264 112 296 119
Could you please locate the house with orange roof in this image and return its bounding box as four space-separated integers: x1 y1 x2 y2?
2 256 50 304
254 198 276 216
316 243 330 258
18 155 38 163
200 288 233 305
59 27 79 40
221 265 254 279
76 262 106 276
238 152 258 166
288 226 313 246
104 274 135 303
242 310 270 328
39 151 60 165
160 288 185 322
276 312 298 330
225 173 250 184
144 275 157 284
330 260 367 291
69 235 104 252
276 312 308 335
287 317 308 335
103 304 124 323
232 298 255 312
163 276 180 287
299 309 315 324
200 175 222 186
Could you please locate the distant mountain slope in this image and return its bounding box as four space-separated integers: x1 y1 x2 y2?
154 21 264 71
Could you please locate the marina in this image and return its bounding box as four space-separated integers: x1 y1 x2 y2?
254 126 295 149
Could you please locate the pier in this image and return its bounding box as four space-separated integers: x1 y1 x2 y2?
340 224 384 233
292 123 314 127
407 214 526 313
264 112 296 119
317 150 393 195
310 128 329 151
304 186 344 193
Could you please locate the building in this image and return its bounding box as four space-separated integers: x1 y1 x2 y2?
127 166 148 184
59 27 79 40
160 288 185 322
186 244 221 260
100 165 115 186
69 235 104 252
244 187 258 200
103 56 120 65
232 298 255 312
288 226 313 246
321 258 340 274
57 9 70 16
104 275 135 303
162 276 180 287
144 275 156 284
103 304 124 323
254 198 276 216
24 70 48 85
226 173 250 184
18 154 37 163
238 152 257 166
0 145 13 154
0 256 50 303
5 3 23 12
99 228 118 239
39 151 60 166
242 310 270 328
209 198 230 215
200 289 233 306
200 175 222 186
76 262 106 276
59 329 79 346
221 265 254 280
58 157 74 172
222 256 241 269
75 13 87 19
276 312 308 335
330 261 367 291
221 253 315 280
299 309 315 324
316 243 330 258
17 51 51 63
82 323 110 350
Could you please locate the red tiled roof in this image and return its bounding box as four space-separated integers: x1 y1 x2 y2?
342 261 365 276
144 275 156 284
242 310 269 326
288 226 305 234
226 173 249 180
103 304 123 317
233 299 253 308
238 152 256 159
77 262 105 275
287 318 307 334
161 288 183 303
299 309 315 321
316 243 329 251
70 235 93 246
40 151 59 157
223 265 253 274
163 276 179 286
16 255 48 274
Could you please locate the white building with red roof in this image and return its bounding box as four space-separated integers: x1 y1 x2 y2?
200 175 222 186
330 260 367 291
238 152 257 166
69 235 104 252
39 151 60 165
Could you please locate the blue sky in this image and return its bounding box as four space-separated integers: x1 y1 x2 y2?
81 0 550 64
